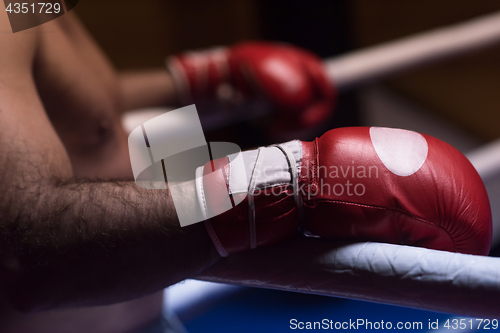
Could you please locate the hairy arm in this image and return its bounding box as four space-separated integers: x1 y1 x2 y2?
0 19 219 312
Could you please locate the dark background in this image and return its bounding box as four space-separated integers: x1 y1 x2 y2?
75 0 500 142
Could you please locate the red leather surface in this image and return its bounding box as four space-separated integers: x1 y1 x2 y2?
302 127 492 255
203 127 492 256
171 42 336 132
174 48 229 99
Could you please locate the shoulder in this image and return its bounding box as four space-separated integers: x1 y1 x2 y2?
0 3 39 75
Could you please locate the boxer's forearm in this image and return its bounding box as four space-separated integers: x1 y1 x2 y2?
0 178 220 312
118 69 179 111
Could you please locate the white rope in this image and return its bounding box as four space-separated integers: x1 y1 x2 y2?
325 11 500 90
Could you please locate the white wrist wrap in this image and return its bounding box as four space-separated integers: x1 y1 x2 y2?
197 140 303 254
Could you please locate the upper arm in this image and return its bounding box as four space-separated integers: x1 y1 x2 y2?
0 10 73 212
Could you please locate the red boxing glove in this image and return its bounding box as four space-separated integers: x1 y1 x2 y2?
167 42 335 133
199 127 492 256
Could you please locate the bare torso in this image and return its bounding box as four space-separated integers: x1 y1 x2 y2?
0 12 164 333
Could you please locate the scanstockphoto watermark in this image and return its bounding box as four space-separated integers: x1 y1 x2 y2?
290 318 499 330
4 1 80 33
290 319 424 330
254 161 379 199
128 105 380 227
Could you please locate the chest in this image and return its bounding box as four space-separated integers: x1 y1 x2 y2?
34 20 123 154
